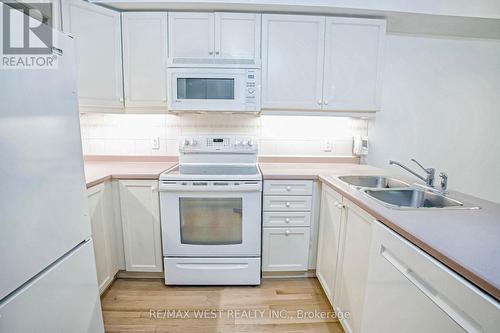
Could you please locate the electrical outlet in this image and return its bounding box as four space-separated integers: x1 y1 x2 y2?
323 139 333 152
151 136 160 150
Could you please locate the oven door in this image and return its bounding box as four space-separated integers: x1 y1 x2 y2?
167 68 248 111
160 183 262 257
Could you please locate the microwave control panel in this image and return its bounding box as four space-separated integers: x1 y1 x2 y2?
244 69 260 110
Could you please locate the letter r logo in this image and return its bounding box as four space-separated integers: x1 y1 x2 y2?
2 2 53 55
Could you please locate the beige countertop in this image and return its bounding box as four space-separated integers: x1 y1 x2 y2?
259 162 380 179
84 157 177 188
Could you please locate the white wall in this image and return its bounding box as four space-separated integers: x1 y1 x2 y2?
369 34 500 203
80 113 368 157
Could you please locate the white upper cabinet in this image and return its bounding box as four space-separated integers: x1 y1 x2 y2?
168 12 261 67
262 14 325 110
62 0 124 111
262 14 385 112
122 12 168 109
168 12 214 61
323 17 385 111
215 12 261 66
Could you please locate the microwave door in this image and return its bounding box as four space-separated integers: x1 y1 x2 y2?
168 70 247 111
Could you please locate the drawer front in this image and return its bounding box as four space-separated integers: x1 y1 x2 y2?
263 196 312 212
263 212 311 227
373 222 500 333
264 180 313 196
262 227 311 272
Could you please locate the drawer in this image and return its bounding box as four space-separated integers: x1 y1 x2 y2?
263 196 312 212
263 212 311 227
373 222 500 333
262 227 310 272
264 180 313 196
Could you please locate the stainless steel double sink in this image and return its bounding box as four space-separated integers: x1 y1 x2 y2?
337 175 479 210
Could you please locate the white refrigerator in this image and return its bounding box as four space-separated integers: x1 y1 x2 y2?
0 27 105 332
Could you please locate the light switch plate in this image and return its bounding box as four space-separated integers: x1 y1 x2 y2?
151 136 160 150
323 139 333 152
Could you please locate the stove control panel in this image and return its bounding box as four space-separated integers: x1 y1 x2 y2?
180 135 257 154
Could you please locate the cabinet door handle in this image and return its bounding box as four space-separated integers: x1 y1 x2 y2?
317 100 322 105
324 100 329 105
285 229 290 236
215 51 220 55
209 50 214 55
380 246 481 333
285 218 291 223
285 202 291 207
286 186 292 191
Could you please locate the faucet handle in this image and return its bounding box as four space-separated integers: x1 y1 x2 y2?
439 172 448 193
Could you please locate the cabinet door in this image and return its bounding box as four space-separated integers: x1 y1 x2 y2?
215 12 261 66
62 0 123 110
87 183 113 294
323 17 385 111
262 227 310 272
122 12 168 109
262 14 325 110
168 12 214 63
316 186 343 306
335 200 373 333
119 180 162 272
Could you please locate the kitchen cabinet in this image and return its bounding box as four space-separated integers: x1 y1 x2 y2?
87 183 118 294
262 227 311 271
361 221 500 333
262 180 315 273
122 12 168 109
323 17 385 111
335 199 374 333
262 14 325 110
262 14 385 111
61 0 124 111
316 185 343 306
168 12 261 67
119 180 162 272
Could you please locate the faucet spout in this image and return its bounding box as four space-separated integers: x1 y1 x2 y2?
389 159 435 187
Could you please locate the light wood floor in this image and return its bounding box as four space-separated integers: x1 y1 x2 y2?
100 278 344 333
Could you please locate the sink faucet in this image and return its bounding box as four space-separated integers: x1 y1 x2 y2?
389 158 436 187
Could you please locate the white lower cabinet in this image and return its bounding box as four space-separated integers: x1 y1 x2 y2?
262 227 310 271
262 180 315 273
335 199 373 333
317 183 500 333
316 185 343 305
361 221 500 333
87 183 118 294
118 180 163 272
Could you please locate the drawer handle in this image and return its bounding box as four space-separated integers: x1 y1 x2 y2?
285 218 290 223
286 186 292 191
285 202 291 207
380 246 481 333
285 230 290 236
334 201 344 209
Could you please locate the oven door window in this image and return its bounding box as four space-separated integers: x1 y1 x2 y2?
177 78 235 100
179 198 242 245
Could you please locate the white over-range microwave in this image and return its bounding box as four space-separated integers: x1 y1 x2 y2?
167 68 260 112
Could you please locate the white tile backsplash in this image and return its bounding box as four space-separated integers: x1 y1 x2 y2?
80 113 368 156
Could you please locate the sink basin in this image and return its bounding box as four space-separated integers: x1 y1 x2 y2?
338 175 409 189
363 188 466 209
